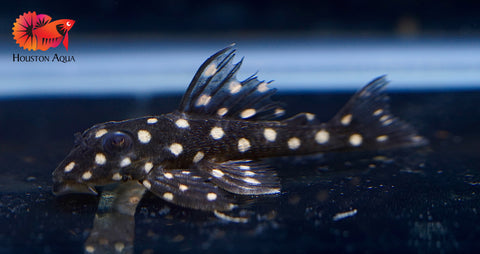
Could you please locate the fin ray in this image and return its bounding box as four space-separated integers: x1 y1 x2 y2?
196 160 281 195
145 168 235 211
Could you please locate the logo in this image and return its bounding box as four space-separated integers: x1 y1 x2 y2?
12 11 75 51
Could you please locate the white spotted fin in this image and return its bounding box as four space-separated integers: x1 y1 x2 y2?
196 160 281 195
177 45 284 120
143 161 280 211
328 75 427 150
143 168 236 211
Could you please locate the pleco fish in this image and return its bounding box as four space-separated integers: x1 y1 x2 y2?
52 46 426 211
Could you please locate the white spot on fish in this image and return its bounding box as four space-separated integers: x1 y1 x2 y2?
373 109 383 116
383 119 394 126
257 82 269 92
119 157 131 167
244 171 255 176
376 135 389 142
114 242 125 253
181 170 191 175
82 171 92 180
240 108 256 119
169 143 183 156
163 192 174 201
263 128 277 142
243 177 261 185
203 63 217 77
142 180 152 189
175 119 190 128
95 129 108 138
288 137 301 150
306 113 315 121
315 130 330 144
164 172 174 179
147 118 158 124
238 138 251 153
64 161 75 173
210 127 225 140
217 107 228 117
112 172 122 181
95 153 107 165
412 135 424 142
85 245 95 253
380 115 390 122
206 192 217 201
193 151 204 163
211 169 224 178
341 114 352 126
239 165 250 170
138 130 152 144
228 80 242 94
144 162 153 174
274 108 285 116
179 184 188 192
196 94 211 106
349 133 363 146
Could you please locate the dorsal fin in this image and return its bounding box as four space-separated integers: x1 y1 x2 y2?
177 45 285 120
35 14 52 28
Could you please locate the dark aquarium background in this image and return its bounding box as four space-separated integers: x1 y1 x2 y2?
2 0 480 35
1 1 479 254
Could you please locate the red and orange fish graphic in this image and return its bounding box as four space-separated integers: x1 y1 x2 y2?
12 11 75 51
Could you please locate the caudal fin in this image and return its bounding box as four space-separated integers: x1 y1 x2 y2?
328 76 427 150
12 11 38 51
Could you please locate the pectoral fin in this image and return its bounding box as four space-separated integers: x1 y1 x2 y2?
196 160 281 195
52 181 98 196
143 168 235 211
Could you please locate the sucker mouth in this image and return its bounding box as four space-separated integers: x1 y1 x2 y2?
52 181 98 196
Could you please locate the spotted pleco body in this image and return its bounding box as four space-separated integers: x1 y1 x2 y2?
52 46 426 211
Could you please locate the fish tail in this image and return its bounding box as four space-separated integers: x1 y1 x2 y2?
326 75 427 150
12 11 38 51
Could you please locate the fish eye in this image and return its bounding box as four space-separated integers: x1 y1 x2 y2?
102 131 132 153
66 21 71 26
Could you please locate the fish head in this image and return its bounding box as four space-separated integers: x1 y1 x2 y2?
52 118 158 196
55 19 75 34
63 19 75 31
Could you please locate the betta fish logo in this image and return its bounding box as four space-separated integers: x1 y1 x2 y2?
12 11 75 51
